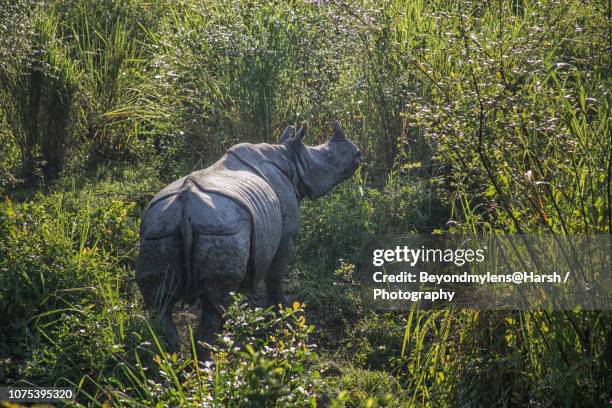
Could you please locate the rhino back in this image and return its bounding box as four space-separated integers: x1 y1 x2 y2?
187 168 283 284
142 154 283 286
227 143 300 239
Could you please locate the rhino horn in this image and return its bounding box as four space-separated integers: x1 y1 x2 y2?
279 125 295 144
331 120 345 141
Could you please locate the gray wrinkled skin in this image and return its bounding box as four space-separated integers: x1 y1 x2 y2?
135 121 362 356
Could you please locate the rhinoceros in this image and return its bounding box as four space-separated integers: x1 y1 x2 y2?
135 121 362 355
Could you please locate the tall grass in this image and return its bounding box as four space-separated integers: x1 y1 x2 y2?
0 0 610 405
57 0 159 158
390 0 611 404
300 0 610 404
0 4 80 183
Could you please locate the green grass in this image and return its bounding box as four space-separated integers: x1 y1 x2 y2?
0 0 610 406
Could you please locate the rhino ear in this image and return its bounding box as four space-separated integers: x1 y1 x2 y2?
331 120 345 141
294 121 308 144
279 125 295 144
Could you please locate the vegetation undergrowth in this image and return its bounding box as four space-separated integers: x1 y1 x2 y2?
1 0 610 406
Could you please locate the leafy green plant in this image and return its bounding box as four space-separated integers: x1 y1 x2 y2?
0 0 610 405
78 297 321 407
0 188 139 382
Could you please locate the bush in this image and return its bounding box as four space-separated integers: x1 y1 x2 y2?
86 297 322 407
212 298 319 406
0 190 139 382
297 171 447 276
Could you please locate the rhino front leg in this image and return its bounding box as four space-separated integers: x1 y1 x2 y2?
266 239 293 307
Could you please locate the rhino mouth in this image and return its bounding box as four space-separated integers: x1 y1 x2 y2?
336 156 362 186
348 152 364 174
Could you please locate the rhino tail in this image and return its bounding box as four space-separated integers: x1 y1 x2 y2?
177 178 196 301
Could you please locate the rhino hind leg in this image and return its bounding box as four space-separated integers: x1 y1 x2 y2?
156 300 180 353
195 287 222 360
266 278 290 307
136 236 182 353
138 276 180 353
191 230 251 360
265 238 294 307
